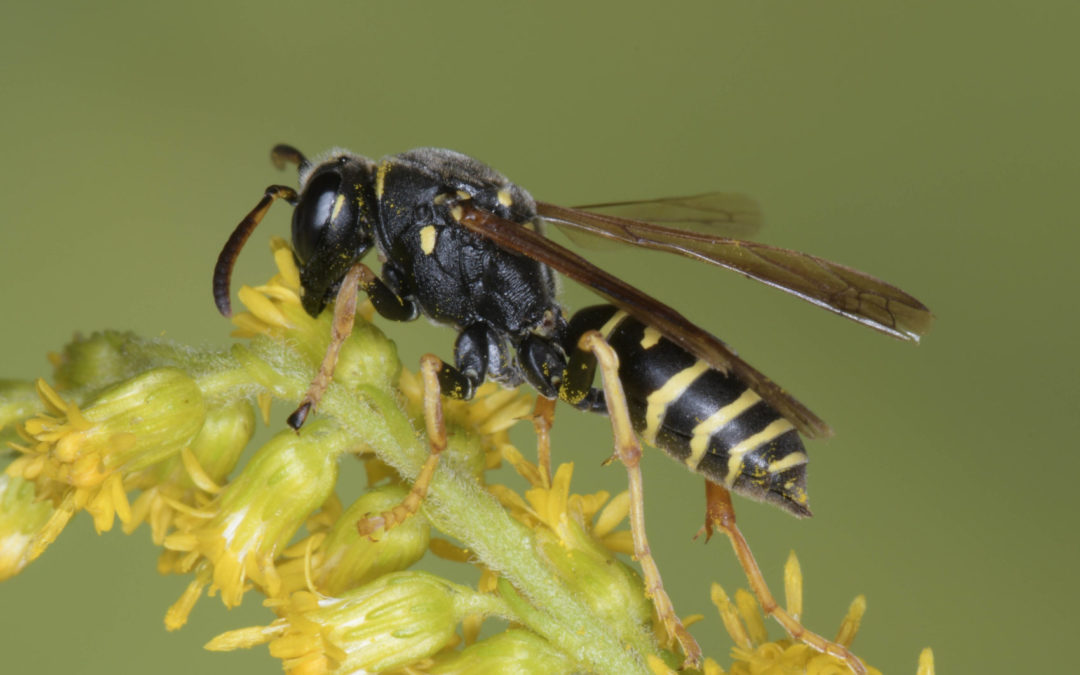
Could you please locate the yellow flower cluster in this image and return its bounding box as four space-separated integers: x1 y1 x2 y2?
0 238 935 674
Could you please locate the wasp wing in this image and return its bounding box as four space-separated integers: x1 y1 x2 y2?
456 202 832 439
571 192 763 239
538 202 933 342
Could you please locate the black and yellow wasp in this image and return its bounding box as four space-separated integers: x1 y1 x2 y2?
215 144 930 517
213 144 931 671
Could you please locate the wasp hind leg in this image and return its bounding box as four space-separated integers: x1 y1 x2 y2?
578 331 703 668
701 481 868 675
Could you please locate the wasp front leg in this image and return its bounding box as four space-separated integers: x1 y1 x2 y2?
287 261 365 429
287 262 420 429
701 481 868 675
356 262 421 323
577 330 703 668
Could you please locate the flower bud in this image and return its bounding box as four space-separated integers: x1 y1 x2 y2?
208 571 472 674
7 371 206 534
183 399 256 487
164 421 348 608
64 368 207 476
426 629 575 675
0 474 53 580
125 400 255 542
314 485 430 596
51 331 139 391
332 321 401 394
534 520 652 632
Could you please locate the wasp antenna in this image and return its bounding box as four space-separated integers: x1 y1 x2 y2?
213 184 298 317
271 144 310 174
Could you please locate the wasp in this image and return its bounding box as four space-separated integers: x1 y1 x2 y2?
213 145 931 671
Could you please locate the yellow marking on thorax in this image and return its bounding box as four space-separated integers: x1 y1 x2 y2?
497 189 513 207
643 360 710 445
419 225 438 255
640 326 662 350
723 418 796 487
598 310 629 341
375 161 390 199
684 388 760 468
330 193 346 221
450 205 464 222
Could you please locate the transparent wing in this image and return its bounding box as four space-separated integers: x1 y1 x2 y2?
572 192 763 239
456 202 833 439
538 202 933 342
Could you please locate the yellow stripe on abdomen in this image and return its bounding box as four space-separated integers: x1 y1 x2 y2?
598 310 628 341
684 388 761 469
643 360 710 445
724 418 796 487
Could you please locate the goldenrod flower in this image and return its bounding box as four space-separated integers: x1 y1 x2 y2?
0 474 53 580
398 370 534 480
163 421 350 618
709 551 939 675
495 458 634 555
6 371 206 536
491 461 651 635
125 399 256 544
207 571 502 675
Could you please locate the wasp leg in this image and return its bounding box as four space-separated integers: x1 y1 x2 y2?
701 481 867 675
357 354 449 538
356 262 421 322
287 262 364 430
531 395 556 488
558 333 607 413
579 330 703 668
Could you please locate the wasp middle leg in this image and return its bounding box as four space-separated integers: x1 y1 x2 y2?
356 353 451 538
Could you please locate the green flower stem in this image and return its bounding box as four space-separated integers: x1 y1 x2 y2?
244 336 662 674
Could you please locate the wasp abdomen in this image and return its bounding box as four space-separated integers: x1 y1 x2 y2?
563 305 811 518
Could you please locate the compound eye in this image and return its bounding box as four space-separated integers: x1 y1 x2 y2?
292 171 342 263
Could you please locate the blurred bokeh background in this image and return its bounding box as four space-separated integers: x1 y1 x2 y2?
2 2 1077 673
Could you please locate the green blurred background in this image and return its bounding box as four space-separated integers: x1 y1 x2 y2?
1 2 1077 673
